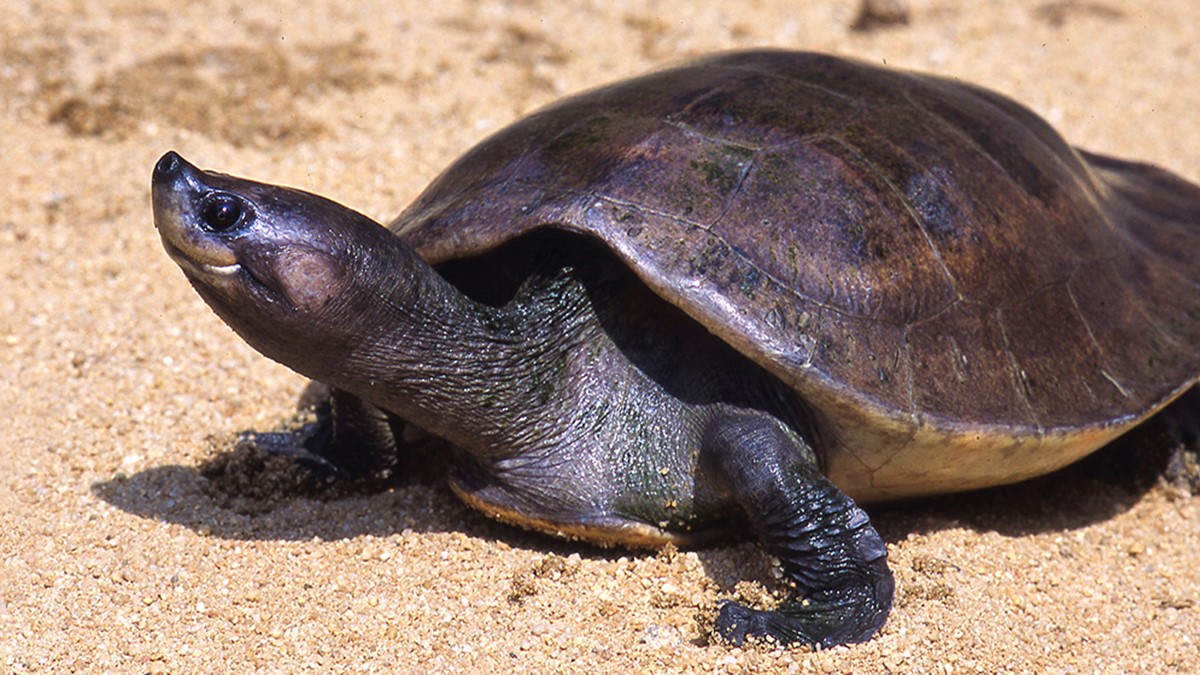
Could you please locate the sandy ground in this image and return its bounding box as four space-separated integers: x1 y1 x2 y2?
2 0 1198 672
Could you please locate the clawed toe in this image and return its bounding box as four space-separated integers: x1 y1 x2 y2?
238 430 344 479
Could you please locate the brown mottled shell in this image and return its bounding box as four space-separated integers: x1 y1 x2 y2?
392 50 1200 500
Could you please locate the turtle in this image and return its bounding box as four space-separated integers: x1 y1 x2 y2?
151 49 1200 648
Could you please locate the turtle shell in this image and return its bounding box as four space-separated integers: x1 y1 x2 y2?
392 50 1200 500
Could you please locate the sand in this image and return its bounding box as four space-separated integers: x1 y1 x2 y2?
2 0 1198 672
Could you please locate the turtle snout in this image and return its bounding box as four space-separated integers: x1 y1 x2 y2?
151 152 205 214
152 151 203 191
154 151 183 181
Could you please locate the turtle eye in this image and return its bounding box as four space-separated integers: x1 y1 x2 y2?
200 194 251 233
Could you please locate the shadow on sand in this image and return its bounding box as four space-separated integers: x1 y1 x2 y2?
92 388 1196 631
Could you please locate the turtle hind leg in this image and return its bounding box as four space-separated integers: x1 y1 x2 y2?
713 475 893 648
703 411 893 648
1159 386 1200 495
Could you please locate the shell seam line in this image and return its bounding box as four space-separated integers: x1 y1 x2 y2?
995 306 1043 433
1064 267 1131 399
829 134 963 307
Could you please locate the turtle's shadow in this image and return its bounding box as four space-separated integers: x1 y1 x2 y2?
90 444 542 546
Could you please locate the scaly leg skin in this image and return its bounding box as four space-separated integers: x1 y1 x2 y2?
249 388 402 483
704 411 894 648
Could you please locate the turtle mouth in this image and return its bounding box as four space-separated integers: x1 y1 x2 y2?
161 238 241 278
160 233 285 310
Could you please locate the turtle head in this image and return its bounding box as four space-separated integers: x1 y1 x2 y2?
151 152 580 451
151 151 414 378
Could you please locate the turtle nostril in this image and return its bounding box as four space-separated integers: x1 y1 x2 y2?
154 151 183 180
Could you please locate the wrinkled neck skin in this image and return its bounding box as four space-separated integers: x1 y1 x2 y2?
288 235 593 456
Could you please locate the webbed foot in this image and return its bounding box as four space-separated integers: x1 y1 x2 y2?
712 508 892 647
704 411 894 648
240 427 344 479
237 387 405 486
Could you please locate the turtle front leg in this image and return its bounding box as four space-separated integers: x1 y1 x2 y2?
251 387 403 482
703 410 893 648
